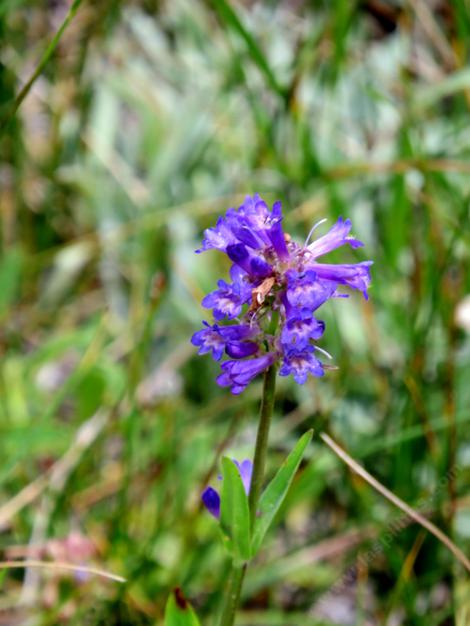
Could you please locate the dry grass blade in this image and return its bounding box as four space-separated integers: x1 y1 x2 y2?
0 411 108 531
320 432 470 573
0 560 125 583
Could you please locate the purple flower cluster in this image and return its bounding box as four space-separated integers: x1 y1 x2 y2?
192 194 372 394
202 459 253 518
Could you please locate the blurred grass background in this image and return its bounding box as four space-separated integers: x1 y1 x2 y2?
1 0 470 624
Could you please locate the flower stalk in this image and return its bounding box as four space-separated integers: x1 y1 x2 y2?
248 364 277 528
218 365 277 626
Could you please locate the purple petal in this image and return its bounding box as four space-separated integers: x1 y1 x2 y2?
191 323 226 361
239 195 271 245
196 217 236 253
218 323 260 341
310 261 372 297
216 353 276 395
281 314 325 349
249 256 273 278
266 201 289 261
225 340 259 359
307 217 364 259
279 346 325 383
201 486 220 518
229 265 253 304
233 459 253 494
285 270 337 311
229 223 263 250
227 244 273 279
202 280 244 320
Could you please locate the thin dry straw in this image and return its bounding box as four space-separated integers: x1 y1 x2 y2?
0 560 125 583
320 432 470 573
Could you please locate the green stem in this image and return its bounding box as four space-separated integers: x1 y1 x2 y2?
218 563 246 626
218 364 277 626
248 364 277 528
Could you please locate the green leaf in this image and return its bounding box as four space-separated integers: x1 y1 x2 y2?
220 457 252 563
251 430 313 556
164 588 201 626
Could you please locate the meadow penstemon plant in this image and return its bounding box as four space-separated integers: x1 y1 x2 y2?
192 194 371 626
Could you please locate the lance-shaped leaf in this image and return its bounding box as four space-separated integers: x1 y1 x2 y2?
164 588 201 626
220 456 252 563
251 430 313 555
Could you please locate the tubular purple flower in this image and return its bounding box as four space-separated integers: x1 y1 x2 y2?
285 269 337 311
202 279 248 320
191 322 261 362
311 261 372 298
218 323 260 341
307 216 364 258
233 459 253 493
265 201 289 260
192 195 372 392
216 354 276 395
226 243 273 278
196 216 236 254
191 322 226 361
225 341 259 359
220 324 262 359
279 346 325 383
201 486 221 519
281 313 325 349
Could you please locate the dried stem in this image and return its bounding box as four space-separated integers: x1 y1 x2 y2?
320 432 470 573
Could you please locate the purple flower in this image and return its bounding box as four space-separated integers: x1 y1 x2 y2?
225 341 259 359
202 266 253 320
202 280 245 320
191 322 226 361
233 459 253 493
285 270 337 311
201 486 221 519
192 195 372 392
279 346 325 383
202 459 253 519
217 354 276 395
196 216 236 253
265 200 289 260
281 312 325 350
191 322 262 362
226 243 273 279
307 216 364 258
310 261 373 299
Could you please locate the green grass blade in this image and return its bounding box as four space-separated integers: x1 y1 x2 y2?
210 0 285 98
0 0 84 135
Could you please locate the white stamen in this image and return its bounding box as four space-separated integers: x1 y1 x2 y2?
315 345 333 360
304 218 328 248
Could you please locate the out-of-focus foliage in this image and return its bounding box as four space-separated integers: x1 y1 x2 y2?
1 0 470 624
